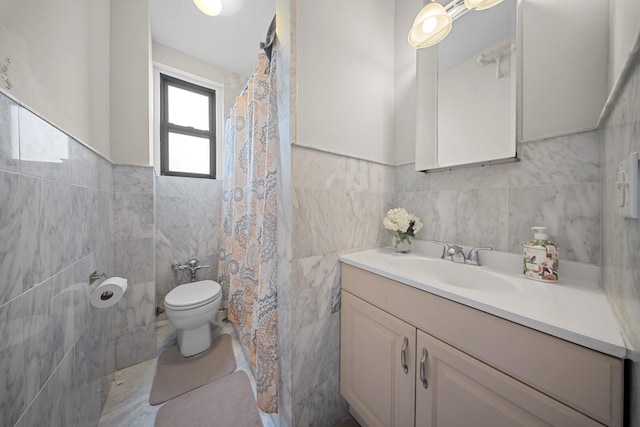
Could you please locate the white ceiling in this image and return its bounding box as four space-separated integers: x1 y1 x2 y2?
151 0 276 77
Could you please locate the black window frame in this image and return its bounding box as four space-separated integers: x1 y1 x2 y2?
160 73 216 179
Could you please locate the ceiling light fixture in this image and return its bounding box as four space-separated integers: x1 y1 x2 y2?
408 1 452 49
194 0 222 16
464 0 504 11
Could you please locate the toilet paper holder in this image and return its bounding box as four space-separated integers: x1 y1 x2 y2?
89 271 113 300
89 271 106 285
89 276 128 308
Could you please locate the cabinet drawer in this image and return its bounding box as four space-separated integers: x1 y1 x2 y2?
342 264 623 426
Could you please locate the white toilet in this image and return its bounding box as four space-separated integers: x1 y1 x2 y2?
164 279 222 357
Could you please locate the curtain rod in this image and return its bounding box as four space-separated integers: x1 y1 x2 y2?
228 14 277 116
260 15 277 63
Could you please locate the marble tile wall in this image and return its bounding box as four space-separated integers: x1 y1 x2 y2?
396 130 602 265
0 91 116 427
112 165 157 369
600 40 640 426
274 37 294 427
289 145 395 426
155 175 223 311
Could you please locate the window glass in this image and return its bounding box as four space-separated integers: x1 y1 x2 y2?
168 85 210 130
167 133 211 175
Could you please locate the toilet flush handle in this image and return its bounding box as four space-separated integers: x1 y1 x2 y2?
172 259 210 282
189 259 210 271
189 262 210 282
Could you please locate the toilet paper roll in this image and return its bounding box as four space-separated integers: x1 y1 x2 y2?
90 277 128 308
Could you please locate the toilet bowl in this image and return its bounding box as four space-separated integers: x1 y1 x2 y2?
164 279 222 357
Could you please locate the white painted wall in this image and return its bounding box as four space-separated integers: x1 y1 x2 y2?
296 0 396 164
154 43 226 84
395 0 423 165
0 0 111 157
610 0 640 89
110 0 153 166
89 0 112 158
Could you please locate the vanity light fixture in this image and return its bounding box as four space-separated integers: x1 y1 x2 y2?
194 0 222 16
409 0 504 48
464 0 505 11
408 1 452 48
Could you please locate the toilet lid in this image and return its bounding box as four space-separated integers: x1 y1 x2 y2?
165 280 222 309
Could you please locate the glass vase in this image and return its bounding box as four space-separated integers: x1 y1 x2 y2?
395 238 412 253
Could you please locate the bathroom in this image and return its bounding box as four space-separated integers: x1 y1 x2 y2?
0 0 639 426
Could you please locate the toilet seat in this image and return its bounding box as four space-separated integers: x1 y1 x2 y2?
165 280 222 311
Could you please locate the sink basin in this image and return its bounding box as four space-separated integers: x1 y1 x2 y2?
381 254 518 293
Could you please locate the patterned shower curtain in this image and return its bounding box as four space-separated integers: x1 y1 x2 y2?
218 52 279 413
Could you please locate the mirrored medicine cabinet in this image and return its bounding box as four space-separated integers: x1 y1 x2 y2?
415 0 609 172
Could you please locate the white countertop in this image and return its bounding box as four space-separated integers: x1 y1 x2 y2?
339 245 627 358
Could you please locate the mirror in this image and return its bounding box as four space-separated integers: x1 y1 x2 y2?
416 0 518 172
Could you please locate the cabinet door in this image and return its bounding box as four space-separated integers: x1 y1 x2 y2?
415 330 603 427
340 291 416 427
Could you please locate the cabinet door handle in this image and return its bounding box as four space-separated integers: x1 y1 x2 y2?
401 337 409 374
420 348 429 389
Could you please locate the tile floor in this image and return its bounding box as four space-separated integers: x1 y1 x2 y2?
97 320 279 427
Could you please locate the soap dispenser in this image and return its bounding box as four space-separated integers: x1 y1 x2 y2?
523 226 559 282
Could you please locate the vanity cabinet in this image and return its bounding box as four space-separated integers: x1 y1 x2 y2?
340 264 624 427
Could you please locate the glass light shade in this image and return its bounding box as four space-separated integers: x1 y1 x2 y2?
194 0 222 16
464 0 505 11
408 2 453 48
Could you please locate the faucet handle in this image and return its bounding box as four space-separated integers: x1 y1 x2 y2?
467 247 492 266
431 241 451 259
195 264 211 270
446 245 466 263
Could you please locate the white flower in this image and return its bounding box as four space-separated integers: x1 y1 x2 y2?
384 208 422 237
383 208 410 233
410 214 423 234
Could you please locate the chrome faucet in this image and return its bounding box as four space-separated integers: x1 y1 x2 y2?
431 241 452 259
431 241 493 266
432 241 464 262
446 245 466 263
172 258 210 282
466 247 492 266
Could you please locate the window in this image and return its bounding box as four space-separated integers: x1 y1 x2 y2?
160 74 216 178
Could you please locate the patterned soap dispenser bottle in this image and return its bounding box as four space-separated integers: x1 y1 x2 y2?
523 226 559 282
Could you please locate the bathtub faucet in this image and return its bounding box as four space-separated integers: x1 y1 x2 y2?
172 258 210 282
